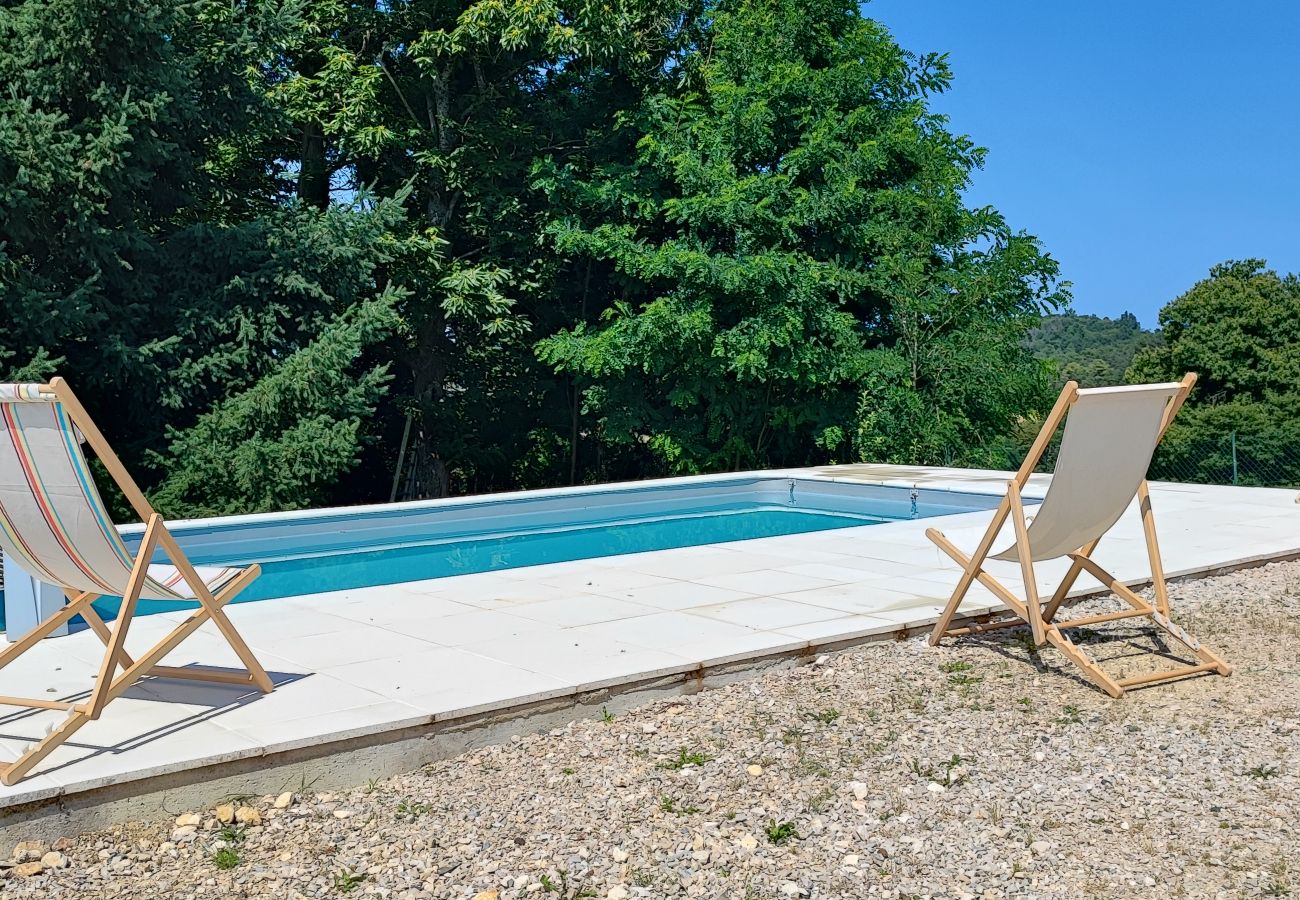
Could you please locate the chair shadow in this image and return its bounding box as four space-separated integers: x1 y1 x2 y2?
967 619 1200 693
0 664 308 780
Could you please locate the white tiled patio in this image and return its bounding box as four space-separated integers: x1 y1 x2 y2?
2 465 1298 822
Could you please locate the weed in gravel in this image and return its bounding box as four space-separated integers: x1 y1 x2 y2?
910 754 967 787
939 660 974 674
541 870 596 897
765 820 799 845
395 799 433 820
809 787 835 812
562 767 576 776
333 870 367 893
658 795 699 815
1010 631 1040 656
798 757 832 778
658 748 712 770
1246 764 1280 779
601 706 615 722
807 708 841 725
212 847 240 869
1263 858 1290 896
1056 705 1083 725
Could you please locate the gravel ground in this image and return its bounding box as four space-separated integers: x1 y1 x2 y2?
2 561 1298 899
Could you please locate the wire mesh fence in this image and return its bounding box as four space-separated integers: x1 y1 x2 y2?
1149 429 1300 488
950 427 1300 489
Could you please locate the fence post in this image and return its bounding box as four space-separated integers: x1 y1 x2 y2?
1231 430 1238 485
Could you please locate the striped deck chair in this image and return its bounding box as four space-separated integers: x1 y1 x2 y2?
925 373 1232 697
0 378 273 785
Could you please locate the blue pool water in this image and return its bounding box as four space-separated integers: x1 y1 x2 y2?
1 478 1001 629
89 507 881 624
231 507 878 600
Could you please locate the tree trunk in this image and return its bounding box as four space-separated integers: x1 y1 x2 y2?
569 261 593 484
298 122 329 210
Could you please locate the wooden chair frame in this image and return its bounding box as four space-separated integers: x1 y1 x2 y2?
925 373 1232 697
0 378 273 785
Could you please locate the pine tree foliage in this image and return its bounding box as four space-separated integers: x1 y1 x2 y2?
151 292 401 517
0 0 404 515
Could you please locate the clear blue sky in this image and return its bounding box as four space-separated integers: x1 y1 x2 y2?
866 1 1300 325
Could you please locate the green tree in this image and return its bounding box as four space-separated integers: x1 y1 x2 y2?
2 0 1077 516
262 0 683 496
536 0 1065 475
0 0 405 512
1132 260 1300 486
150 293 401 517
1129 259 1300 402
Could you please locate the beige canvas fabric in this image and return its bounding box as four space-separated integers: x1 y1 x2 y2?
993 383 1183 563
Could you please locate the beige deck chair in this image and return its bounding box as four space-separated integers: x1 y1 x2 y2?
926 373 1232 697
0 378 273 785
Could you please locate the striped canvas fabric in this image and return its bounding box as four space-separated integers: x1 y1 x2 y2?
0 386 242 601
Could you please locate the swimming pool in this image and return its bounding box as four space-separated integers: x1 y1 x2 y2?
2 476 1001 628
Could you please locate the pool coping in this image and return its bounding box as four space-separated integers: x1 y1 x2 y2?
2 465 1298 841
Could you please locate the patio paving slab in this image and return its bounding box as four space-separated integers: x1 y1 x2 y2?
1 464 1297 823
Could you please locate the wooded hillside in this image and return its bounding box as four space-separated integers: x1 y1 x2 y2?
1027 312 1158 387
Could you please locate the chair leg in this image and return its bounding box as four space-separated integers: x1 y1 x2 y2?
926 494 1013 645
1008 481 1045 646
85 515 163 720
1137 482 1171 616
927 529 1034 626
1150 610 1233 676
1058 555 1231 689
0 592 100 672
1 598 224 785
928 541 1228 698
83 602 265 689
155 529 274 694
202 582 274 694
1 556 272 784
1044 626 1125 698
1042 538 1099 624
0 708 94 786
